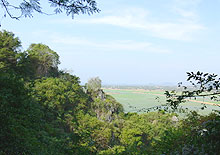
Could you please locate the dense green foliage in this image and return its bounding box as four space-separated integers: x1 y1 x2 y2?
0 30 220 154
25 43 60 78
0 30 21 72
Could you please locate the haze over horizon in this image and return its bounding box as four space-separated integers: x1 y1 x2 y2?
1 0 220 85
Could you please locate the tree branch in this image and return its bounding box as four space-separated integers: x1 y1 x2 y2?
1 0 21 20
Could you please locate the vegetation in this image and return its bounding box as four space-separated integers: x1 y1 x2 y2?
0 0 100 20
0 30 220 154
103 88 220 114
165 71 220 109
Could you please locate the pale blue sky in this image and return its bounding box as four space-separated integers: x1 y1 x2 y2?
1 0 220 85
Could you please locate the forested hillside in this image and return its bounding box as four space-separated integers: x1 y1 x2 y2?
1 30 220 154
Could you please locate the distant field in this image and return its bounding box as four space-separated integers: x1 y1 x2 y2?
103 88 220 115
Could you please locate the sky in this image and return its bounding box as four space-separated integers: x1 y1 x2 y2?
1 0 220 85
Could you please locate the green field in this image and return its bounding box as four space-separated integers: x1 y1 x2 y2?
103 88 220 115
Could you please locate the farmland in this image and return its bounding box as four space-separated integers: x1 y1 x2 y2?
103 88 220 115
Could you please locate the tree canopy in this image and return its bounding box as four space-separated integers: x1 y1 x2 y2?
1 30 220 154
0 0 100 21
0 30 21 71
26 43 60 78
86 77 102 93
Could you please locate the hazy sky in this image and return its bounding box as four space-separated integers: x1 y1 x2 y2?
1 0 220 85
